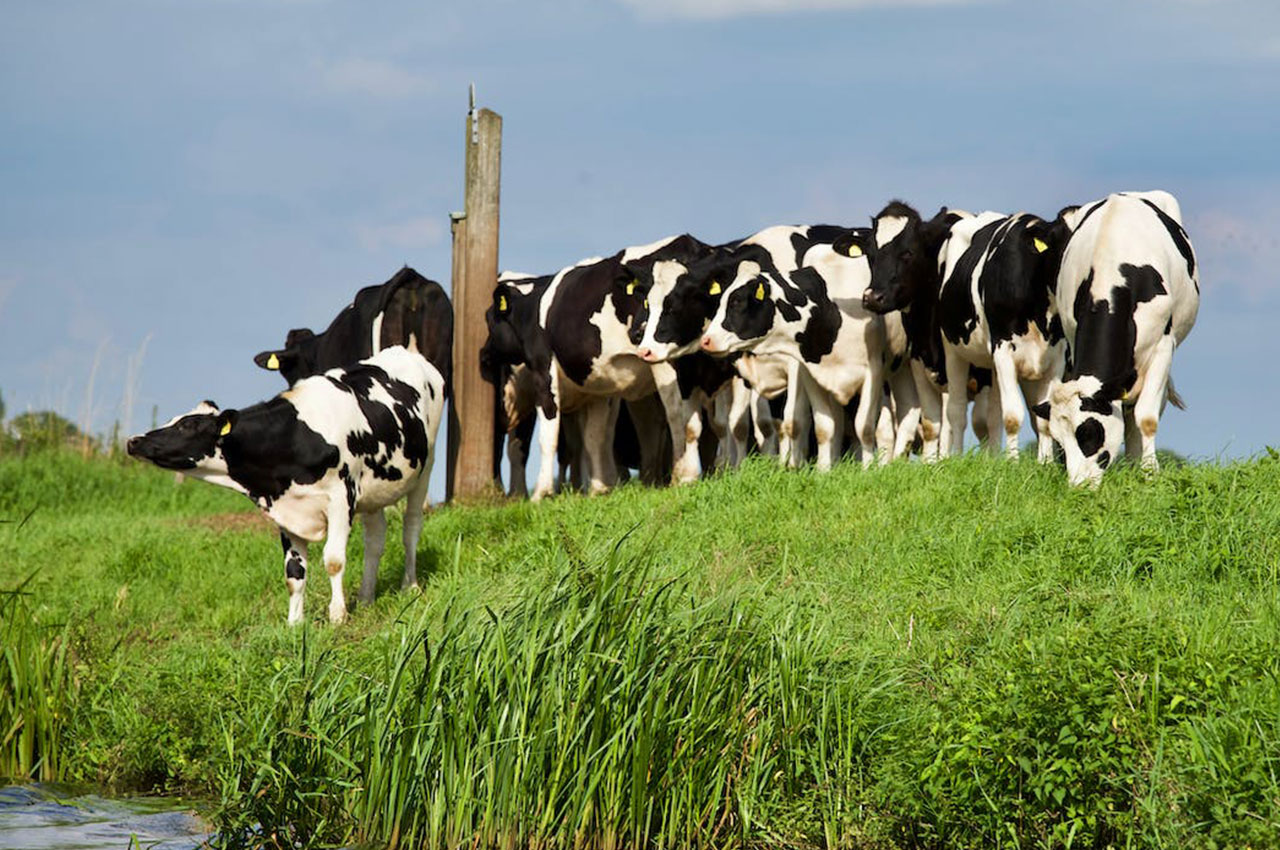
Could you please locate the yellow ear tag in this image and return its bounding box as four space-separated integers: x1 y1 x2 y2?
643 297 649 309
626 280 637 295
846 244 863 257
1033 238 1048 254
755 282 766 301
498 295 508 312
266 353 279 370
709 280 722 296
219 421 231 437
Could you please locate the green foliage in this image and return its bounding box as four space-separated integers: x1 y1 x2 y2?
2 448 1280 847
5 410 95 455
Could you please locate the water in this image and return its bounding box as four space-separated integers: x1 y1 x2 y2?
0 784 211 849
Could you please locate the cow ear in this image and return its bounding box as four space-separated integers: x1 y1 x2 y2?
216 409 238 439
1030 401 1051 420
284 328 315 347
833 230 867 258
254 349 284 371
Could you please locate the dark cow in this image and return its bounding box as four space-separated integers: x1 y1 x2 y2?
861 202 1064 459
699 225 889 469
254 266 452 395
128 346 445 624
1032 190 1199 487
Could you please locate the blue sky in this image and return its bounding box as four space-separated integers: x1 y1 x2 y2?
3 0 1277 498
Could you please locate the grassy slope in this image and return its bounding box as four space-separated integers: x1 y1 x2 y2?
3 450 1280 847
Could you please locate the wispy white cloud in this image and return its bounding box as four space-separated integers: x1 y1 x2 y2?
320 58 435 99
355 216 445 253
618 0 988 20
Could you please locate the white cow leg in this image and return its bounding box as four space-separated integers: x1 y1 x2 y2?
322 503 352 624
802 373 840 472
581 398 618 495
1124 406 1142 465
726 379 752 469
851 375 882 470
1135 335 1175 474
991 345 1024 459
652 362 701 484
876 396 896 463
401 472 430 589
358 509 387 606
280 529 309 626
790 380 813 468
753 391 778 456
888 366 920 461
942 351 970 457
531 377 561 502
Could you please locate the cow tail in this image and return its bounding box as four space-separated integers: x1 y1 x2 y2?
1166 377 1186 410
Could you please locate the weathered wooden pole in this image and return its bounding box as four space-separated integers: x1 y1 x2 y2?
447 86 502 501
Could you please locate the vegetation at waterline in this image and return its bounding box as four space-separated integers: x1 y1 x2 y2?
2 448 1280 848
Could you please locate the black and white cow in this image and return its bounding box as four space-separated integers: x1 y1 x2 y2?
254 266 453 395
861 202 1063 459
484 238 738 500
1032 190 1199 487
128 346 445 625
699 226 889 469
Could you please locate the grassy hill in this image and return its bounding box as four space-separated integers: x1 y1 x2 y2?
2 449 1279 848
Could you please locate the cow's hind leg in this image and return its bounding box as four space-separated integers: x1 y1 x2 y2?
323 503 352 624
280 529 309 626
358 509 387 606
581 397 620 495
401 472 431 590
991 343 1025 459
1135 335 1176 474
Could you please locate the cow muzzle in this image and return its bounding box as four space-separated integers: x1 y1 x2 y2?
862 290 886 313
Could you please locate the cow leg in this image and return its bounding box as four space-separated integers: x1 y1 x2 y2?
753 390 778 456
626 394 670 487
506 414 534 498
401 472 431 590
1124 406 1142 465
358 509 387 606
707 389 732 472
783 373 813 468
1022 377 1056 463
322 504 352 624
653 362 702 485
912 361 942 462
991 343 1025 459
941 349 970 457
280 529 309 627
851 372 882 470
801 371 841 472
581 398 619 495
531 371 561 501
1135 335 1176 474
888 365 920 461
876 393 896 463
981 385 1001 456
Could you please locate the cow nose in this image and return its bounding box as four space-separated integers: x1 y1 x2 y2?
862 291 882 311
126 436 141 455
700 336 714 351
638 347 654 362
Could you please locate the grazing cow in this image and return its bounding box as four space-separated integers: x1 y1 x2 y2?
861 203 1057 459
254 266 453 395
127 346 444 625
699 228 888 469
1031 190 1199 487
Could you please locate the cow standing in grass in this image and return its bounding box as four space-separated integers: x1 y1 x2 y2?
128 346 444 625
1033 190 1199 487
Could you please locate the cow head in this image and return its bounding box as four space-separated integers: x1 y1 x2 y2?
629 244 733 361
126 400 233 474
700 264 784 356
480 276 536 385
254 328 317 385
1033 375 1129 488
862 202 961 314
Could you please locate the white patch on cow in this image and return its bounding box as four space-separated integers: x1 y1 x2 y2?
638 259 696 360
875 215 909 248
370 310 385 354
621 234 680 263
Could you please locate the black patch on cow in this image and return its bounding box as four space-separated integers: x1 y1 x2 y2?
480 275 559 419
719 280 776 345
972 216 1065 348
545 255 628 387
1075 418 1105 457
218 398 339 504
340 464 357 520
790 266 840 362
938 219 1001 347
285 550 306 581
675 353 737 400
789 225 848 269
1138 198 1197 284
337 363 430 480
1068 269 1146 401
1097 450 1112 470
1080 395 1113 415
1164 317 1173 335
1119 263 1166 304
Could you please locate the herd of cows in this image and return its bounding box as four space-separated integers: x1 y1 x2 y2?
126 190 1200 623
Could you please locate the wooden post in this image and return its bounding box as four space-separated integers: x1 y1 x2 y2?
448 89 502 501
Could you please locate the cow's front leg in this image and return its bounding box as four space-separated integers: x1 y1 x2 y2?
887 365 920 461
653 362 701 484
531 370 561 501
802 372 841 472
358 509 387 606
401 472 431 589
941 350 971 457
912 361 942 462
990 343 1025 459
581 397 619 495
323 503 352 624
852 367 884 469
280 529 309 627
752 390 778 456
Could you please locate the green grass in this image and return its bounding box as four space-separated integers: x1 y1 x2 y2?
2 448 1280 847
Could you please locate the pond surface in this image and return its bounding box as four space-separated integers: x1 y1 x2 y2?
0 784 211 849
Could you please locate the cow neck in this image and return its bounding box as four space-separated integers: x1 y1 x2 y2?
220 397 338 504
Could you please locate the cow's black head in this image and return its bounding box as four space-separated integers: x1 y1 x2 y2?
126 401 233 472
630 245 736 359
480 280 528 384
254 327 319 386
862 201 958 314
